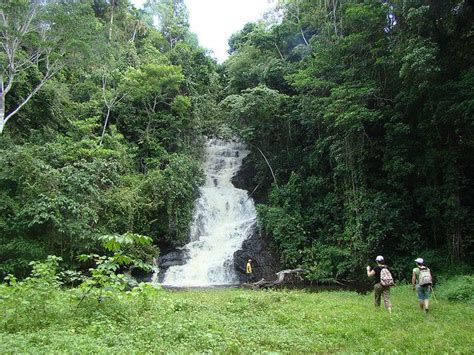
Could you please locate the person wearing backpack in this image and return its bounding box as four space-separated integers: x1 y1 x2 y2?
367 255 393 313
412 257 433 313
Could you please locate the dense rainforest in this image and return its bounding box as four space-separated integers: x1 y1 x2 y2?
0 0 220 278
1 0 473 284
221 0 474 281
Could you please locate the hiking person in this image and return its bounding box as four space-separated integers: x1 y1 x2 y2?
367 255 393 313
246 259 253 282
412 257 433 313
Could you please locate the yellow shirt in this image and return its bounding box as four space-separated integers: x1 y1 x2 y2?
246 262 252 274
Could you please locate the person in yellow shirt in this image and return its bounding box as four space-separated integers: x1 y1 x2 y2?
246 259 253 282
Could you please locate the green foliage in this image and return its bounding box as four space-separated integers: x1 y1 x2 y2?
222 0 474 282
0 256 66 333
78 233 156 295
98 233 153 253
0 0 100 133
3 0 473 291
0 120 133 276
144 0 190 48
0 285 473 353
124 64 184 100
1 0 214 278
26 255 63 289
437 275 474 304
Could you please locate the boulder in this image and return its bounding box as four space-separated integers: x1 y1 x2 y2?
130 266 153 283
155 248 190 283
233 223 280 282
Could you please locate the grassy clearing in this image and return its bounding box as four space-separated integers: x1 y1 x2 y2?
1 285 473 353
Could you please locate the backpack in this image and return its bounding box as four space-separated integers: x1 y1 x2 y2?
418 267 433 286
380 266 394 287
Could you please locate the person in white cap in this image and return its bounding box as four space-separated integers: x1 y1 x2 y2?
367 255 393 313
412 257 433 313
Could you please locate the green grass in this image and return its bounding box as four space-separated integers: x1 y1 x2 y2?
1 285 473 353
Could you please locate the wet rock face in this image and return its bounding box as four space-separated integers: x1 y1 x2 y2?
233 223 280 282
230 155 252 190
155 249 190 283
231 155 266 204
231 153 277 281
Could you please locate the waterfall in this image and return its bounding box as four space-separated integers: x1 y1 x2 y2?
160 138 256 287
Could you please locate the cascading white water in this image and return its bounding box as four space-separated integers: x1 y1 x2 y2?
161 138 256 287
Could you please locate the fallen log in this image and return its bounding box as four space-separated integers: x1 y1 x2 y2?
242 268 306 289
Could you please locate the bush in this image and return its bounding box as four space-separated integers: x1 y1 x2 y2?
437 275 474 304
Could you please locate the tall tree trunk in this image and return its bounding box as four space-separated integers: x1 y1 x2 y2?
331 0 339 35
255 146 279 189
274 42 285 61
131 22 138 42
99 106 111 146
108 0 115 42
300 27 309 46
0 92 5 134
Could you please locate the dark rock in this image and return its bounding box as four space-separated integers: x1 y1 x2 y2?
130 267 153 283
231 155 265 204
233 223 280 282
155 248 190 283
231 155 252 190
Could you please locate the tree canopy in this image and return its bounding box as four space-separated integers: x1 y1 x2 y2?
0 0 472 283
221 0 474 281
0 0 216 277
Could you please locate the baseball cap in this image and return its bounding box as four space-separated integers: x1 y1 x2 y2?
375 255 384 262
415 257 424 264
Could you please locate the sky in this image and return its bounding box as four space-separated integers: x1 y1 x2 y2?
131 0 274 62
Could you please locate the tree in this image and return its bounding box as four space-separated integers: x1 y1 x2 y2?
275 0 310 45
0 0 93 134
0 0 215 279
124 63 184 118
116 63 187 167
99 69 127 145
222 0 474 281
144 0 189 48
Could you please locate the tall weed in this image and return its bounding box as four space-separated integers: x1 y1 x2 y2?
437 275 474 304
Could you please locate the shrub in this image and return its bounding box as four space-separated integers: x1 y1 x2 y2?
437 275 474 304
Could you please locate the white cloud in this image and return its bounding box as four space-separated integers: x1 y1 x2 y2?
130 0 274 62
